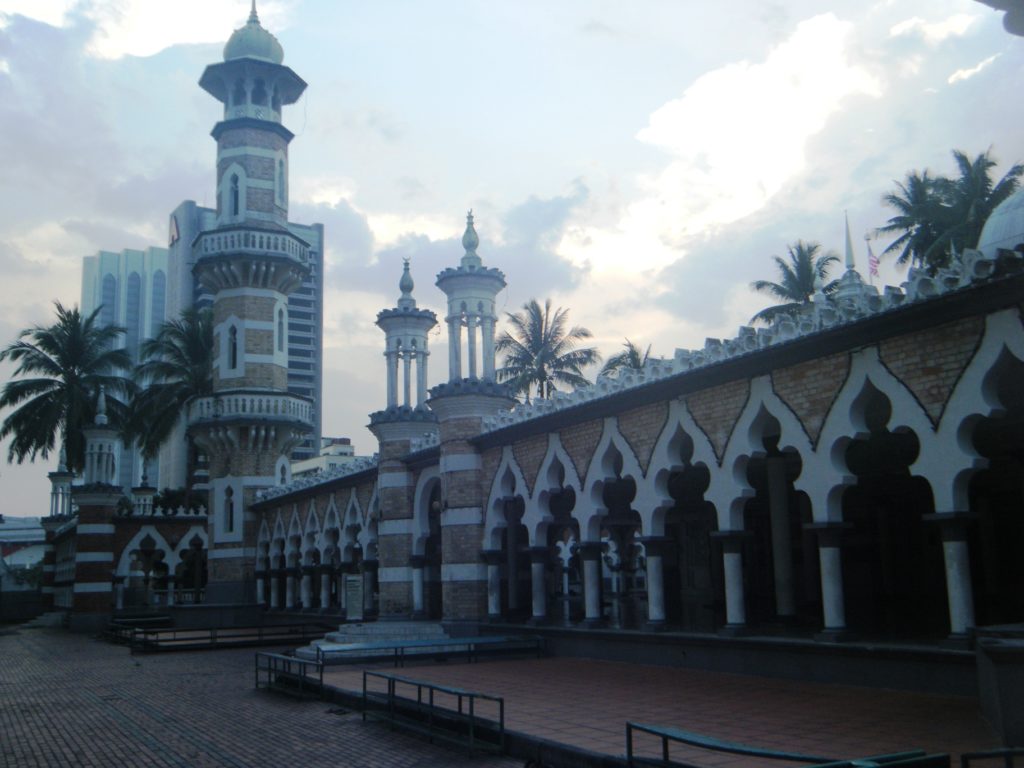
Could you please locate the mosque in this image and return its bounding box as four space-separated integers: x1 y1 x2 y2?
40 3 1024 705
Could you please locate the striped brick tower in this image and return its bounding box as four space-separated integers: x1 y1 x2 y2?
41 448 74 609
429 214 513 622
370 260 438 617
188 3 313 603
68 389 120 631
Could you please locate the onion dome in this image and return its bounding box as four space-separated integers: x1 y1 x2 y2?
224 1 284 64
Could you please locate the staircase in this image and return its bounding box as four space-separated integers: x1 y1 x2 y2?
295 621 448 661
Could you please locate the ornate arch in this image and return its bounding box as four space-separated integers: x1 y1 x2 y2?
580 417 646 540
411 465 441 556
483 447 529 549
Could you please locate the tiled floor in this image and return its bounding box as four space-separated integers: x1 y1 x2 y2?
324 657 999 767
0 629 520 768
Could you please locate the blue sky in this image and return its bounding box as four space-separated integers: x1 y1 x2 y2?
0 0 1021 510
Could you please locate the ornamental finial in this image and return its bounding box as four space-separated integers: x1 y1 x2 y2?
462 209 479 256
249 0 259 24
96 385 108 426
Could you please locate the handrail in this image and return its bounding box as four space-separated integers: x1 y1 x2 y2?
316 634 542 668
361 670 504 754
255 651 323 699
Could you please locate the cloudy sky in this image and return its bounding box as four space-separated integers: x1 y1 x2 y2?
0 0 1020 512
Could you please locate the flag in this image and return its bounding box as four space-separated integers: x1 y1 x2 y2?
867 239 880 278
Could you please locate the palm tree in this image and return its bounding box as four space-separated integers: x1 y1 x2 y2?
0 302 131 473
127 308 214 490
600 339 651 378
496 299 601 401
877 170 952 270
749 241 840 325
945 149 1023 254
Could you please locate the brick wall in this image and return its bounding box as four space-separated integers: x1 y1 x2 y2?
559 419 604 483
879 316 984 424
687 379 750 462
443 580 486 620
218 127 287 152
512 434 548 495
617 401 670 473
772 352 851 445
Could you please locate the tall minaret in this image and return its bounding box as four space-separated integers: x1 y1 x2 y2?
189 2 313 603
428 214 513 622
369 260 438 618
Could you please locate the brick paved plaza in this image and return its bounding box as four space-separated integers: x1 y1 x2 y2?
0 629 520 768
0 627 1002 768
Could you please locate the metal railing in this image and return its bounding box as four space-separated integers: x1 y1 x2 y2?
255 652 323 699
625 722 949 768
362 670 505 755
316 634 543 668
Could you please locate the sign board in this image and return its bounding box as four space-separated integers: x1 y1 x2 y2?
345 574 364 621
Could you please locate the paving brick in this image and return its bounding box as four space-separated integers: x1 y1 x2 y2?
0 629 519 768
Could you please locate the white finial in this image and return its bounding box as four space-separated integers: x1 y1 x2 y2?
398 257 416 308
96 385 108 426
461 209 480 259
249 0 259 23
58 443 67 472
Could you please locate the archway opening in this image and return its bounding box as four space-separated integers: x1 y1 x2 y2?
600 469 644 629
968 350 1024 626
423 482 443 620
840 383 945 639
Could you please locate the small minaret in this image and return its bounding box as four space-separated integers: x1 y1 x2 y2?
376 259 438 411
435 212 506 382
69 387 122 630
428 213 513 623
47 445 74 518
369 261 439 619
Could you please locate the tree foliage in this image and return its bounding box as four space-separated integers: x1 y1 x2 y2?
749 241 840 325
600 338 651 378
0 302 132 472
496 298 600 401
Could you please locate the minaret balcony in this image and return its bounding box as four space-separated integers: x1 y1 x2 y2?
189 391 314 428
193 227 310 292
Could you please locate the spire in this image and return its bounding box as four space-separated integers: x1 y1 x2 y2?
461 209 482 267
844 211 856 271
397 258 417 309
249 0 259 24
95 386 108 427
58 443 67 472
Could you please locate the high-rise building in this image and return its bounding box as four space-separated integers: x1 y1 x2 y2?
80 246 169 489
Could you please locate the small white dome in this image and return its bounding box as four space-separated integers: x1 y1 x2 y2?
224 3 284 64
978 187 1024 256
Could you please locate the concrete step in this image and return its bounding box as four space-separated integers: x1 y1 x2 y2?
294 621 448 661
20 611 68 629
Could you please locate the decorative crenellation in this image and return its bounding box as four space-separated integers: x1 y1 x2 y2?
256 455 379 502
118 504 208 518
480 249 1015 433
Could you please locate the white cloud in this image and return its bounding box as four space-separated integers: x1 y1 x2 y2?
948 54 999 84
1 0 296 59
890 14 977 44
0 0 74 28
560 13 880 275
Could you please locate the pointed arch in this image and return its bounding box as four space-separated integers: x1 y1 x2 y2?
484 447 529 549
528 434 583 544
580 417 646 540
412 466 441 556
116 526 173 577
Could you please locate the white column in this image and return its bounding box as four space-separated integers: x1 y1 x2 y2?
767 457 796 617
320 571 331 610
582 544 601 623
402 351 412 407
484 564 499 618
411 561 425 616
285 573 296 609
720 536 746 629
115 579 125 611
482 316 495 380
300 571 312 609
448 317 461 381
644 539 666 625
166 577 176 606
416 351 428 406
385 351 398 407
820 545 846 631
270 574 280 609
929 514 976 638
467 315 478 379
530 548 547 622
255 575 265 606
